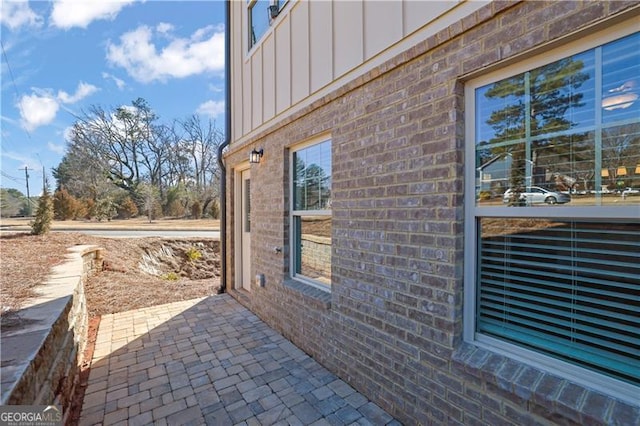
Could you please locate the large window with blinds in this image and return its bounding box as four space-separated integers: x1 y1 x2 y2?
464 24 639 402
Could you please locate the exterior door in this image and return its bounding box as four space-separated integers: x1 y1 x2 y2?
240 169 252 291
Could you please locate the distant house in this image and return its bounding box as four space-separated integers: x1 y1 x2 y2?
476 154 512 199
223 1 640 424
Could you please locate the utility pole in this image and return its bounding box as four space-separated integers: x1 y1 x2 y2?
22 166 33 216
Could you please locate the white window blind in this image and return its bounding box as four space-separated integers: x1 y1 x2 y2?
477 220 640 385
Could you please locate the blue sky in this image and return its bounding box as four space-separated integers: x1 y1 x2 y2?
1 0 225 196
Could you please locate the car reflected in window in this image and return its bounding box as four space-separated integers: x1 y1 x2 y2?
503 186 571 205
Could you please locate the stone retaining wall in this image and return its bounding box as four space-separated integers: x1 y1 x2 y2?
0 245 103 420
301 234 331 278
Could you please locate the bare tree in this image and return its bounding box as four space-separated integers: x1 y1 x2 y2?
176 115 223 214
55 99 224 218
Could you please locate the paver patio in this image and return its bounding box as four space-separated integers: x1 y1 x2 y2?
79 294 400 425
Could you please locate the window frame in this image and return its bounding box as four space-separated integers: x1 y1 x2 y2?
289 136 332 292
463 20 640 405
247 0 287 51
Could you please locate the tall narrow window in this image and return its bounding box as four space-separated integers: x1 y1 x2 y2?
291 138 332 289
244 179 251 232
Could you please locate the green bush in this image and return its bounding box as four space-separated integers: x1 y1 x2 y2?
209 200 220 219
83 198 95 219
478 191 492 201
191 200 201 219
31 184 54 235
164 272 179 281
165 199 186 217
117 196 139 219
53 188 86 220
185 247 202 262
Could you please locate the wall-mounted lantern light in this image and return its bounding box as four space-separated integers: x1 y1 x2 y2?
249 148 264 164
617 166 628 176
635 164 640 174
601 169 609 178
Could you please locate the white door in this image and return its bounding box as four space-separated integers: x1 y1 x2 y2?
240 169 252 291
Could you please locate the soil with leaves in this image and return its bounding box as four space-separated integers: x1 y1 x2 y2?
0 232 221 322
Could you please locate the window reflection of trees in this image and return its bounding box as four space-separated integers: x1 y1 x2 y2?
294 160 331 211
476 33 640 203
483 57 590 199
602 124 640 190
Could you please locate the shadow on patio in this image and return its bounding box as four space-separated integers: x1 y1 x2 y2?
78 294 400 425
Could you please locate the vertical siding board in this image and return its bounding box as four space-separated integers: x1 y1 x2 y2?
404 0 454 36
363 0 403 60
242 58 252 136
291 1 310 104
232 0 244 141
333 0 364 78
275 18 291 115
309 0 333 92
251 49 263 129
263 35 276 121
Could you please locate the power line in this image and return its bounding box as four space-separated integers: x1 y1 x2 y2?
1 170 25 183
1 39 32 140
1 40 20 98
1 131 21 154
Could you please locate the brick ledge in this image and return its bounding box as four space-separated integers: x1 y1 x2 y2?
452 342 639 425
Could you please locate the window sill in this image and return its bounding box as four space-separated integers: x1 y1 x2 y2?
282 278 331 310
452 343 639 425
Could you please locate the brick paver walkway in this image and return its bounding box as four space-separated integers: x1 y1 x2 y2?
79 294 399 425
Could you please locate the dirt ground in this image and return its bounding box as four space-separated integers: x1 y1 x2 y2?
0 216 220 230
0 231 220 321
0 224 220 424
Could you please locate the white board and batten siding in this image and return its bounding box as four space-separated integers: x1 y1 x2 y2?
230 0 488 144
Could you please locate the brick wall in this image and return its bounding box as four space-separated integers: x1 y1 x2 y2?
225 1 639 424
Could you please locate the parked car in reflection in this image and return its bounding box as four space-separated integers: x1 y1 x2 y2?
622 187 640 197
503 186 571 205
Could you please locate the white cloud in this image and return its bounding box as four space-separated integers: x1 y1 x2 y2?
196 100 225 119
102 72 126 90
18 93 59 131
50 0 136 30
106 24 225 83
62 126 74 142
47 141 65 154
1 150 37 171
0 0 43 30
16 81 97 131
57 81 99 104
156 22 173 34
208 83 223 93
